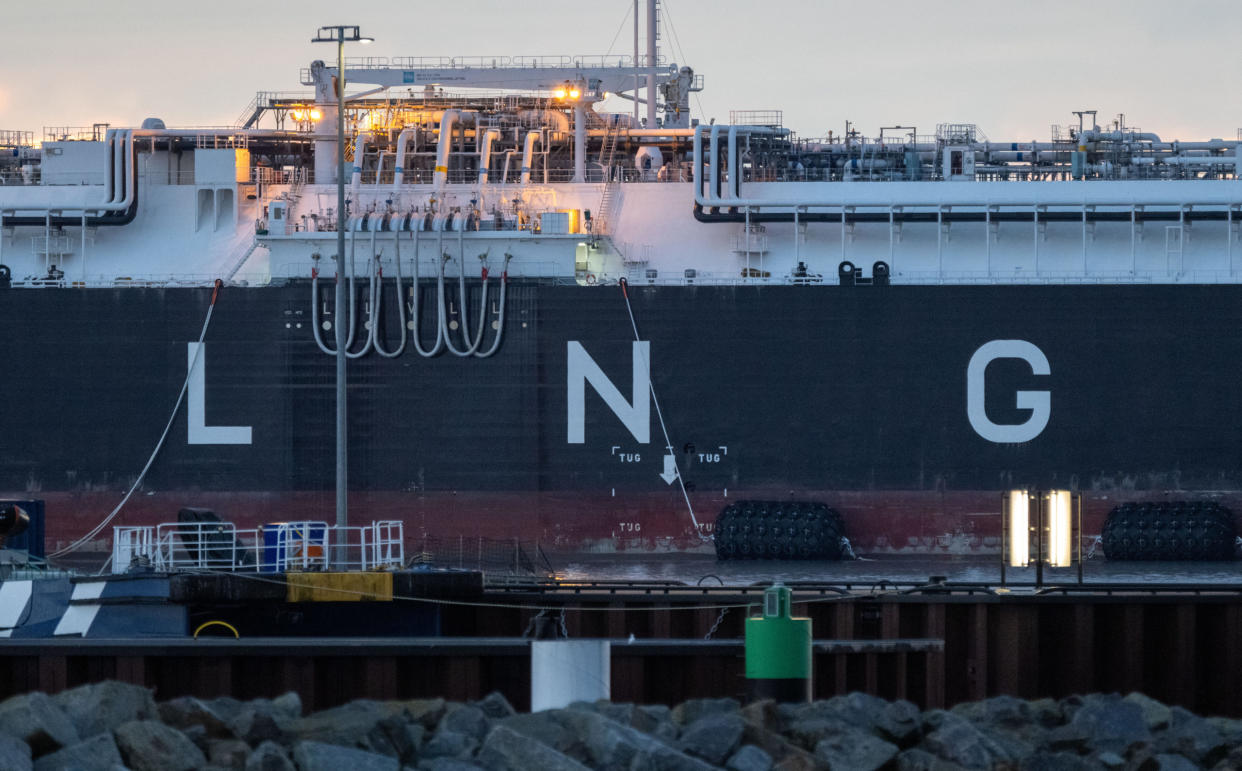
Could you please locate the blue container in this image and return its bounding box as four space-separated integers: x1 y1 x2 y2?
259 522 326 573
2 499 44 559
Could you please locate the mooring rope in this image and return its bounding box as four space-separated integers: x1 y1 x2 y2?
49 280 224 559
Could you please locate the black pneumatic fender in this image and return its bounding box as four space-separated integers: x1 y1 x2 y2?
0 264 10 289
714 500 845 561
1101 501 1236 561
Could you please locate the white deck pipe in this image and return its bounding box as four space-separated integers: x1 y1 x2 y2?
391 127 415 195
520 131 542 184
478 129 501 184
433 110 478 191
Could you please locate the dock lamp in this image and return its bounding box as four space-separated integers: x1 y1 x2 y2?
312 25 372 565
1002 489 1082 587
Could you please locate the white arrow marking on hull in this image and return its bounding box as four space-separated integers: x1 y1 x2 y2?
659 454 678 485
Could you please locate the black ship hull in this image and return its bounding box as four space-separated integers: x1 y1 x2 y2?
4 281 1242 554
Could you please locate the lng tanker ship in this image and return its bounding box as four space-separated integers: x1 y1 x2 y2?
4 7 1242 559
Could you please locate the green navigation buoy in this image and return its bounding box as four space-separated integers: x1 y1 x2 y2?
744 582 812 702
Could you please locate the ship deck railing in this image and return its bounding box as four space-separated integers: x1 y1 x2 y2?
111 520 405 575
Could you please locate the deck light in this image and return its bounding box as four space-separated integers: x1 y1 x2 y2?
1005 489 1030 567
311 24 374 564
1047 490 1074 568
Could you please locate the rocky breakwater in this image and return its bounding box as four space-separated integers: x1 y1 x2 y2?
0 682 1240 770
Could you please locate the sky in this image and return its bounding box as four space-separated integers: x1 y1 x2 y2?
2 0 1240 143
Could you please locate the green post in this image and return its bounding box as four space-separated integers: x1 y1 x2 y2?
744 582 812 702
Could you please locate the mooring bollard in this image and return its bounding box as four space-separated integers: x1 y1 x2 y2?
745 582 812 702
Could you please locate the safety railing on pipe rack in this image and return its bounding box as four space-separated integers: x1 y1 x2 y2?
0 130 34 148
346 54 656 70
111 520 405 574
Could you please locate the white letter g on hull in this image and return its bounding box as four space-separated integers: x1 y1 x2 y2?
966 340 1050 444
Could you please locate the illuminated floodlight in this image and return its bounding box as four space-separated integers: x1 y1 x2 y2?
1006 489 1030 567
1047 490 1074 568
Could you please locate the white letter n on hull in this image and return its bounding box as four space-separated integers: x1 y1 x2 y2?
567 341 650 444
187 342 253 445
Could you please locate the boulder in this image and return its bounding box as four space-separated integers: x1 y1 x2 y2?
437 705 490 742
391 698 447 730
1123 692 1172 731
476 725 591 771
472 692 516 720
671 697 740 726
159 697 234 739
1065 694 1150 755
53 681 158 738
288 701 405 751
229 708 292 746
205 737 251 769
813 727 899 771
678 714 746 765
244 740 295 771
1149 753 1201 771
501 711 588 761
726 743 774 771
921 712 1013 769
0 733 31 771
31 733 120 771
1156 705 1229 766
894 747 962 771
367 714 424 763
420 729 477 760
0 692 79 755
290 740 399 771
1017 751 1092 771
115 719 207 771
415 758 486 771
554 706 718 771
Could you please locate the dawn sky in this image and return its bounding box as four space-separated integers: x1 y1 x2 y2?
2 0 1239 143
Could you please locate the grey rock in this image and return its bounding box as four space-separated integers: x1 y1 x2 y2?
1206 716 1242 745
1018 751 1092 771
1045 721 1091 753
291 740 399 771
1211 744 1242 771
726 744 773 771
367 716 424 763
415 759 486 771
206 737 251 770
158 697 234 739
671 697 740 725
421 729 477 760
1065 694 1150 754
880 699 924 747
115 719 206 771
476 725 591 771
678 714 746 765
203 697 247 724
244 740 295 771
437 705 490 742
1151 753 1200 771
501 711 588 761
813 727 899 771
636 705 679 742
389 699 446 730
32 733 120 771
1157 705 1229 765
739 720 818 771
1124 692 1172 731
271 693 302 719
0 692 79 755
554 707 718 771
0 733 31 771
1027 698 1064 728
471 692 516 720
230 708 291 746
1091 750 1126 769
952 694 1031 728
288 701 404 752
921 712 1012 769
894 747 962 771
786 717 853 750
53 682 158 739
739 700 781 733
